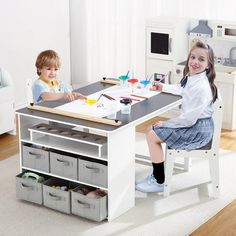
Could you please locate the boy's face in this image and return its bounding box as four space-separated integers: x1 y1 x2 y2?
40 66 59 81
188 47 209 76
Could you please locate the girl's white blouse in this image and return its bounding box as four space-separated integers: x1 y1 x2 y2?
161 71 213 128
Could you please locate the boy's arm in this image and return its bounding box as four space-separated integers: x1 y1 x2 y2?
40 92 67 101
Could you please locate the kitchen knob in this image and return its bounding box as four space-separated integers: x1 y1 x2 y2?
176 69 181 74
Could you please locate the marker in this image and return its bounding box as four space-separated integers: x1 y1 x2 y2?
120 96 140 102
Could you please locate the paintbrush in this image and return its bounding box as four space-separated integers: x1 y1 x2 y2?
102 94 116 100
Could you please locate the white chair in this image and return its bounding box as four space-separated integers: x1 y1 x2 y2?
0 68 16 135
164 95 223 198
26 78 34 105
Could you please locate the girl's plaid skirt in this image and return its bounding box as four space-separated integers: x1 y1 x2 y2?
153 117 214 151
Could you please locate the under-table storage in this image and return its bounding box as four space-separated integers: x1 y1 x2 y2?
43 178 78 214
28 123 108 160
22 144 50 172
16 171 47 205
71 185 107 222
50 151 78 180
79 159 108 188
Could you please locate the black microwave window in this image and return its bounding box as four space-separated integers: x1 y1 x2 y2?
151 32 169 55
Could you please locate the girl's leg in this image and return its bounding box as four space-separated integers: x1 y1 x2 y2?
146 126 164 163
135 126 165 192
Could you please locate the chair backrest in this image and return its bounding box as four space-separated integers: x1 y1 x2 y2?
210 92 223 150
26 78 34 105
0 67 14 87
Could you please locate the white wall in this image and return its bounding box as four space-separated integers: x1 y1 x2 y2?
0 0 70 108
70 0 236 87
1 0 236 107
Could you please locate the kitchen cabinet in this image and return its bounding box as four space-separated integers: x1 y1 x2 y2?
214 69 236 130
145 17 189 84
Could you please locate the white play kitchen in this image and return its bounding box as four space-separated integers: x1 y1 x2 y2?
146 17 236 130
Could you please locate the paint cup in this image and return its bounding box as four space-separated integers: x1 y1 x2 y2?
85 99 97 105
140 80 151 94
128 78 139 92
120 98 132 114
107 101 118 119
119 75 129 87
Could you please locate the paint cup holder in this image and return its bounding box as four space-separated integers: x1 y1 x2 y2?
48 128 59 132
59 131 71 135
36 125 47 130
32 123 107 144
71 133 81 138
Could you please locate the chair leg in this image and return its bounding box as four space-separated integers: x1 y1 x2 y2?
164 154 175 197
173 157 191 171
209 154 220 198
183 157 191 171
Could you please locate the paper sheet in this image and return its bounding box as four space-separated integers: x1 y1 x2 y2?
56 85 160 118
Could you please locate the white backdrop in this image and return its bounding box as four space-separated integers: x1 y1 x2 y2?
0 0 70 108
70 0 236 87
1 0 236 107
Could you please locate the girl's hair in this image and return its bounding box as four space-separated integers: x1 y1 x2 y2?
182 41 218 103
35 50 61 76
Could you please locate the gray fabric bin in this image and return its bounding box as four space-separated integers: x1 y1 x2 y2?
78 159 107 187
22 145 50 172
43 178 78 214
50 152 78 180
71 186 107 222
16 172 45 205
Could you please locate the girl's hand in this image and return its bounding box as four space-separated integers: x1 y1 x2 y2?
152 81 163 91
152 121 164 128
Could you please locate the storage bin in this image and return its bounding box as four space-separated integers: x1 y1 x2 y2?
22 144 50 172
43 178 78 214
78 159 107 187
16 171 46 205
50 151 78 180
71 185 107 221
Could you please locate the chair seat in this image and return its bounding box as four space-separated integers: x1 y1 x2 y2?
167 139 212 151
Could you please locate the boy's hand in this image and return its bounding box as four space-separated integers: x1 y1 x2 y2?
63 92 87 101
63 92 75 101
72 92 87 100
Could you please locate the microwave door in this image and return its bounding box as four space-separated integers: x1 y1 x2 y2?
151 32 169 55
146 28 173 60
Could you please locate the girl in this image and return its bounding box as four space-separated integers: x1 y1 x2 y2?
136 41 218 193
33 50 86 104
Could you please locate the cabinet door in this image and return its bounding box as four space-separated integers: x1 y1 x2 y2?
216 81 233 130
146 59 173 84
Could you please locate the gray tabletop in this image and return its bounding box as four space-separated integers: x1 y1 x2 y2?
16 81 181 132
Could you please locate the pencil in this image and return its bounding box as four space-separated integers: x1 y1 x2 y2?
130 94 149 100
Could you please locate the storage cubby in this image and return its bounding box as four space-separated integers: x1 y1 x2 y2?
17 113 110 221
28 123 107 160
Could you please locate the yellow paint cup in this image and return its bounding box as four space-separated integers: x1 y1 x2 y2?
85 99 97 105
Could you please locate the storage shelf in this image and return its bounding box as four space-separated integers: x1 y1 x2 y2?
29 123 107 146
21 138 107 161
21 166 108 191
